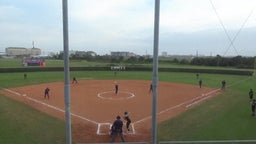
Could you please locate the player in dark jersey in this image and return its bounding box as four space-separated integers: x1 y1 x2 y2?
249 89 254 102
111 115 125 142
44 87 50 99
24 73 27 79
124 111 131 131
199 79 202 88
149 83 153 93
72 77 78 84
251 99 256 116
221 80 226 90
115 82 119 94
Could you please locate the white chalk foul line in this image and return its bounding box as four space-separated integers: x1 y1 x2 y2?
3 88 138 135
3 88 98 125
185 89 220 108
3 88 22 96
134 88 220 125
97 123 136 135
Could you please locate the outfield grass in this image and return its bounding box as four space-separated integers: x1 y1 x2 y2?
1 58 253 72
0 58 111 68
0 70 246 88
0 70 255 143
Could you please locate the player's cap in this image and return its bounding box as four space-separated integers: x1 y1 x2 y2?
116 115 121 119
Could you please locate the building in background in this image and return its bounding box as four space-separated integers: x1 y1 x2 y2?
111 51 137 57
162 51 168 57
5 47 41 56
5 47 44 66
73 51 97 57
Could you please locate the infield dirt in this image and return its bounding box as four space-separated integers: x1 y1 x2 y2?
0 80 221 143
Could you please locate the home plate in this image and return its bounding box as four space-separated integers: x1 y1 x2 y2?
22 94 27 96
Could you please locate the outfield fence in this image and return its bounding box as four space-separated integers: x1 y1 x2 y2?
159 140 256 144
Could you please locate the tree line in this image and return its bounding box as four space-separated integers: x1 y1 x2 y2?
51 52 255 69
191 55 255 68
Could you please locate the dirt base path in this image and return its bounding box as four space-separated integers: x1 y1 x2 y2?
0 80 221 143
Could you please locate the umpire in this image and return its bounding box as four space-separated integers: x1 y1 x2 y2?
111 115 125 142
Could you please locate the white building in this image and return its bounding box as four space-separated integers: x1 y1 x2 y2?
5 47 41 56
111 51 137 57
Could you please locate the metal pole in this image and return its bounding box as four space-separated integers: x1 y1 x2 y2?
62 0 72 144
152 0 160 144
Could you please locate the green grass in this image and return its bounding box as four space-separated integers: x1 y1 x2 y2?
0 58 111 68
0 94 66 144
158 76 256 142
0 71 236 88
1 58 253 72
0 58 24 67
0 70 255 143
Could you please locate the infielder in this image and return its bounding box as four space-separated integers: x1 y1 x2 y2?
115 81 119 94
44 87 50 99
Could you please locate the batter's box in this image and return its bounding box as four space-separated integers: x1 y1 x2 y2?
97 123 112 135
97 123 135 135
123 124 135 135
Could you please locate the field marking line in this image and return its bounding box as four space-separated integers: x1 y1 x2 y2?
186 76 252 108
80 77 93 80
2 88 98 125
185 94 214 108
185 88 220 108
3 88 22 96
185 76 253 108
97 123 112 135
97 90 135 100
6 75 249 134
130 123 136 134
2 88 138 135
97 122 136 135
134 88 220 125
134 76 252 125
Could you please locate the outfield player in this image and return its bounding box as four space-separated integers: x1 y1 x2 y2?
124 111 131 131
24 73 27 79
196 73 199 79
251 99 256 116
44 87 50 99
199 79 202 88
249 89 254 102
221 80 226 90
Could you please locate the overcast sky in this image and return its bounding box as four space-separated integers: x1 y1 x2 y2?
0 0 256 56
